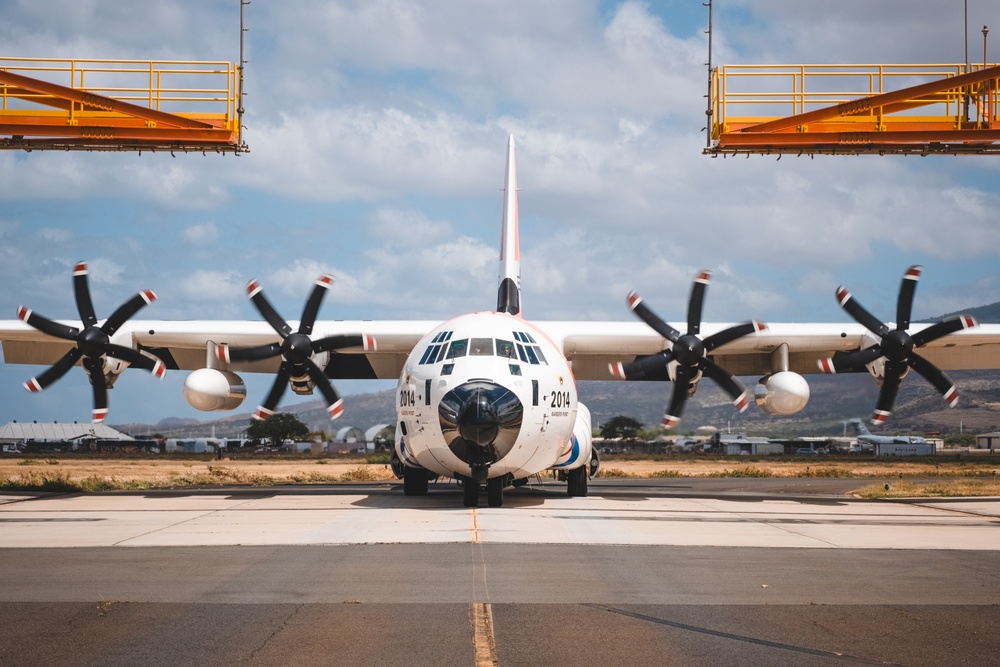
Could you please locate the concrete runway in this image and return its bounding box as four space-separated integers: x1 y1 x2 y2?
1 478 999 666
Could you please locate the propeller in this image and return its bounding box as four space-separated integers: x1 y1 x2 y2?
819 265 977 425
17 261 165 423
609 270 766 429
219 274 375 421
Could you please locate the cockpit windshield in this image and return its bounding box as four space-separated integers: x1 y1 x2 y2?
417 331 548 366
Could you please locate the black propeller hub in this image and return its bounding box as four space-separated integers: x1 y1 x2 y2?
674 334 705 367
77 326 109 357
881 329 913 362
281 333 314 364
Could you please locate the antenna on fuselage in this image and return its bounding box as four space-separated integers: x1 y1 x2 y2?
497 134 521 316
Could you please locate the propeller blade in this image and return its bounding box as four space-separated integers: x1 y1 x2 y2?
818 345 884 374
871 360 906 425
224 342 282 363
83 356 109 423
686 270 711 336
311 333 374 354
906 353 958 407
304 359 344 419
703 320 766 353
835 286 889 337
24 348 83 392
698 357 751 410
298 275 334 336
662 364 693 429
72 262 99 328
627 291 681 343
253 362 292 420
610 351 673 380
895 265 921 330
911 315 977 348
17 306 79 341
246 279 292 338
103 344 166 378
102 291 157 337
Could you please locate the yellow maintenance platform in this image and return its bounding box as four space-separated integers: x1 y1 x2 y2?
0 57 245 153
707 63 1000 155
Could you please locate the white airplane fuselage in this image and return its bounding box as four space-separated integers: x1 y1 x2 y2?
394 311 589 481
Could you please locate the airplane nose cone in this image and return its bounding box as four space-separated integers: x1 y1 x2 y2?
457 390 500 447
439 380 523 467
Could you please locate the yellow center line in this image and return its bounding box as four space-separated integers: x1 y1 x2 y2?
471 602 499 667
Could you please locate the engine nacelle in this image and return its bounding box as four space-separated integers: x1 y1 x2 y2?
754 371 810 415
552 402 594 470
183 368 247 412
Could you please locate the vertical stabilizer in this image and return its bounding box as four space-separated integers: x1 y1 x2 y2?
848 418 871 436
497 134 521 316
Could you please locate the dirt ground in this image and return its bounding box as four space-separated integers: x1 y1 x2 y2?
2 454 998 487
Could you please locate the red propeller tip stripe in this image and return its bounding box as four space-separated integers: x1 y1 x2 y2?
608 363 625 380
252 406 274 421
962 316 977 329
217 344 230 363
24 379 42 393
662 415 681 429
835 287 851 307
944 386 958 407
904 266 922 280
16 306 29 321
364 335 377 351
73 262 88 276
246 280 262 298
871 410 890 425
316 275 335 288
92 409 108 423
153 360 166 379
734 391 751 412
818 358 836 374
327 399 345 419
626 291 642 310
695 270 711 284
753 320 767 332
141 290 157 304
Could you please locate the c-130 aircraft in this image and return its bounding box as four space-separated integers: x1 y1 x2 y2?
3 136 999 507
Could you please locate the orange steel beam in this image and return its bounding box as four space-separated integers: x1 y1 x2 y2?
720 129 1000 147
0 70 214 130
0 123 234 143
0 114 228 129
739 64 1000 135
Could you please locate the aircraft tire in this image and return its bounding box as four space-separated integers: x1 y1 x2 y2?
567 466 588 497
462 477 480 508
486 477 504 507
403 467 429 496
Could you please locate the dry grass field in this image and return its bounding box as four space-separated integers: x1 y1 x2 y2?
2 453 999 497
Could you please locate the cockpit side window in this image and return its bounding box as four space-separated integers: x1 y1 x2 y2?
496 339 515 359
512 331 548 365
419 331 456 365
446 338 468 359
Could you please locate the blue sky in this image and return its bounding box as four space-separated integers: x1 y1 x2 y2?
2 0 1000 426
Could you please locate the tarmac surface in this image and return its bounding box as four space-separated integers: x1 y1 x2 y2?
1 477 999 666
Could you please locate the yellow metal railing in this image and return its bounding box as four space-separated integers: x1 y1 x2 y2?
710 63 998 138
0 56 243 150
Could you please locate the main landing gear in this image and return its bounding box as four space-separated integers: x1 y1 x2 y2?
402 466 430 496
461 474 508 508
566 466 588 497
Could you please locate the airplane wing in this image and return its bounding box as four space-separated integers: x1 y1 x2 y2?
0 319 437 380
5 319 1000 381
539 321 1000 380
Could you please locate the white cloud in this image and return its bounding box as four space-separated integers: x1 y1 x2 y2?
182 222 220 245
